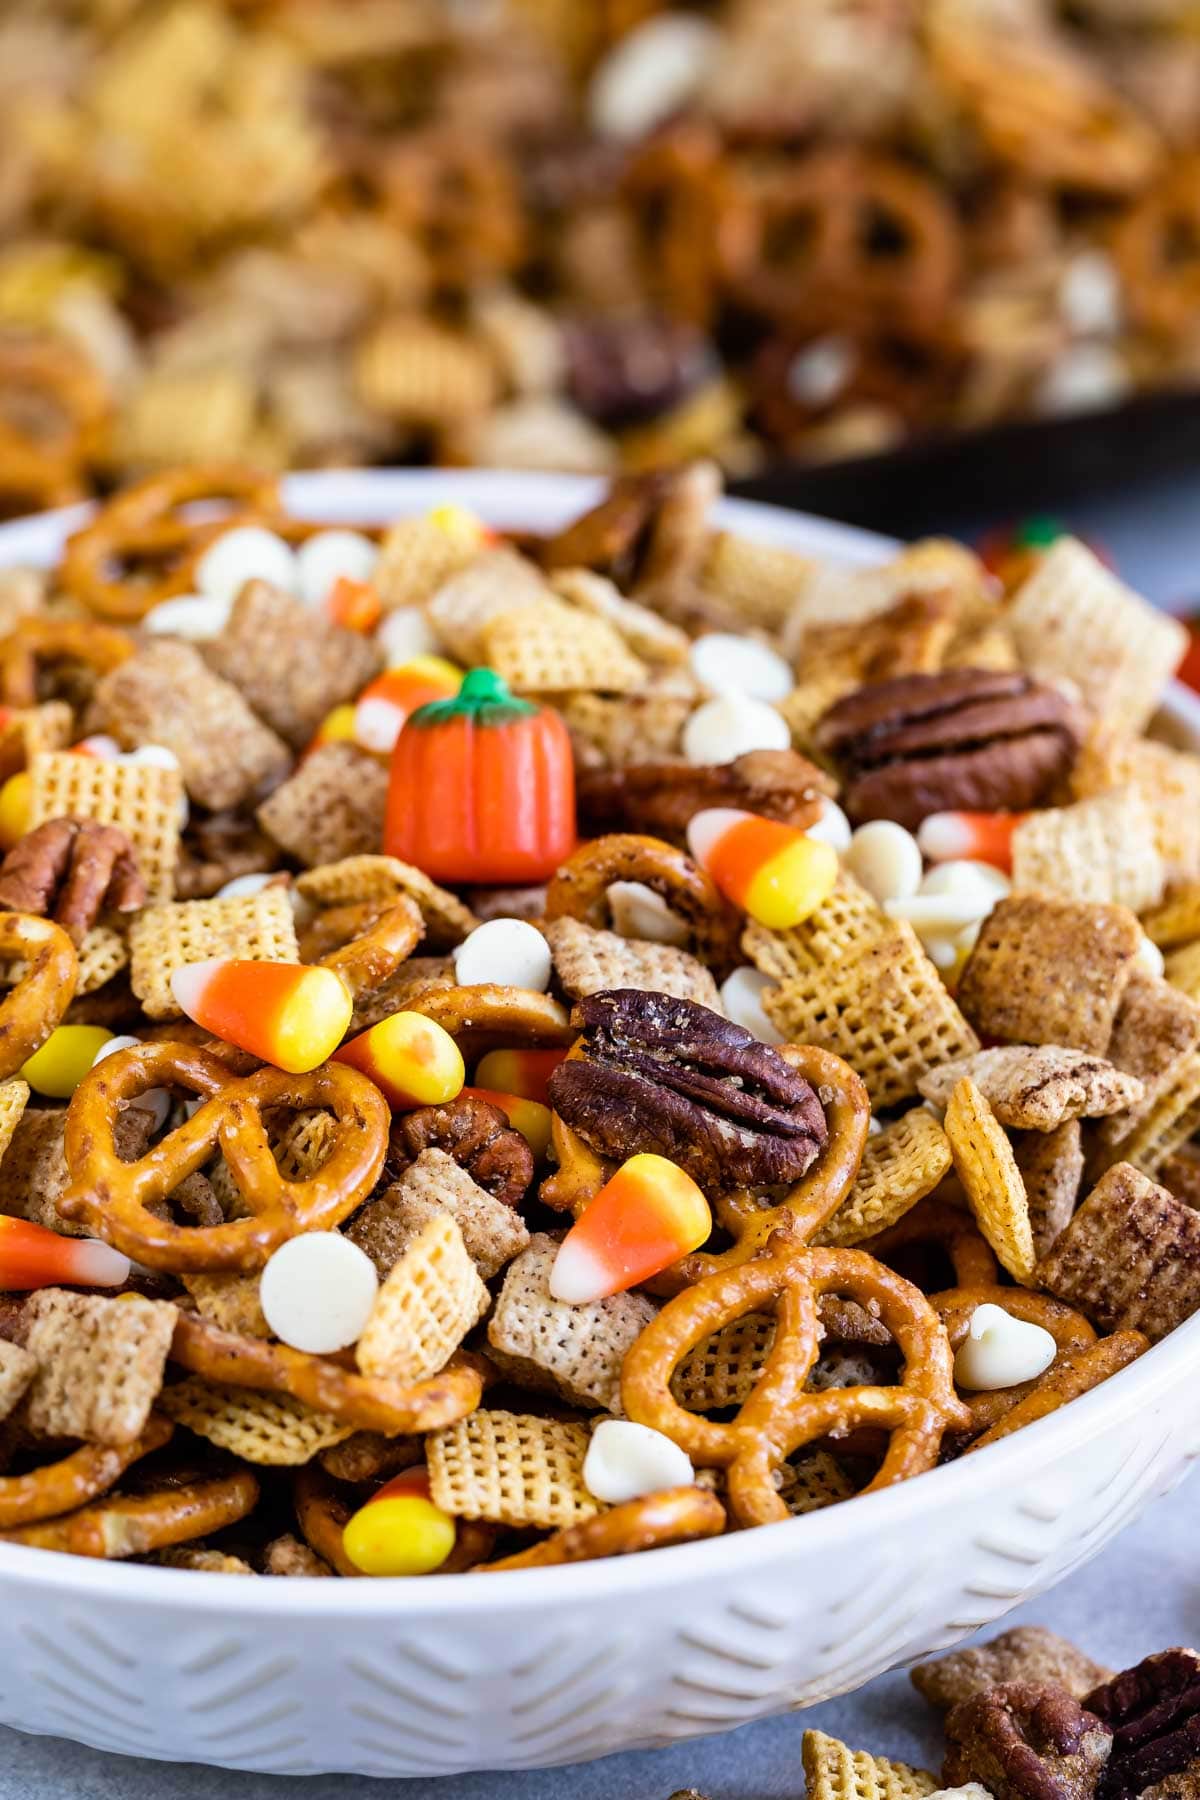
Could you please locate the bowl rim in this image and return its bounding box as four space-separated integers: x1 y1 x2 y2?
1 465 1196 1614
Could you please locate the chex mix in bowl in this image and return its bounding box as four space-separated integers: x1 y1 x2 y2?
0 461 1197 1581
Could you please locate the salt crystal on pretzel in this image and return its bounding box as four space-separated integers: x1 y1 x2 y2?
129 887 299 1019
27 751 182 901
543 915 720 1007
945 1077 1035 1283
427 1410 600 1529
22 1289 177 1447
159 1378 354 1466
487 1234 656 1413
356 1214 489 1386
1037 1162 1200 1341
912 1627 1114 1711
257 744 389 869
957 893 1141 1055
801 1728 939 1800
919 1045 1144 1132
813 1108 952 1247
1010 786 1166 913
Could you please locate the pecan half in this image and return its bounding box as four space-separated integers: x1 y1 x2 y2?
547 988 828 1192
1086 1651 1200 1800
578 749 833 845
0 816 145 944
944 1681 1113 1800
390 1094 533 1207
814 669 1083 829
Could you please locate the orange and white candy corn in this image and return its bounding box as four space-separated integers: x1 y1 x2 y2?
687 808 838 930
353 658 462 757
473 1047 566 1106
550 1152 711 1302
0 1215 130 1290
170 960 352 1074
461 1086 552 1159
327 576 382 634
333 1010 464 1111
916 810 1026 873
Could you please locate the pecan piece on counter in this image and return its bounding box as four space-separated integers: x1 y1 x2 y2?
1086 1650 1200 1800
547 988 828 1192
943 1682 1113 1800
0 816 145 945
390 1093 534 1208
577 749 833 845
814 669 1083 830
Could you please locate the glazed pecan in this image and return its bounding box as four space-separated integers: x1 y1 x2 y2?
1086 1650 1200 1800
944 1682 1113 1800
547 988 828 1192
391 1094 533 1207
564 317 714 428
814 669 1083 829
578 749 832 845
0 816 145 944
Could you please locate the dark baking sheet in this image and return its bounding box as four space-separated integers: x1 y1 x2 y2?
729 388 1200 540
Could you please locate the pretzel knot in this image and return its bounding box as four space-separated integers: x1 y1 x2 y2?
0 1415 174 1530
315 896 424 1003
0 1461 260 1558
0 910 78 1078
483 1486 727 1572
0 616 135 709
545 833 743 975
933 1285 1096 1438
59 1041 390 1272
407 984 574 1058
622 1232 969 1528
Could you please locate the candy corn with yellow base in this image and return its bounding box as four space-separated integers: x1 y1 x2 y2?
550 1152 711 1302
353 658 462 757
342 1468 456 1576
688 808 838 930
473 1047 566 1106
21 1025 113 1099
461 1086 552 1159
0 1216 129 1290
0 770 32 850
170 960 352 1074
306 703 358 756
333 1011 463 1111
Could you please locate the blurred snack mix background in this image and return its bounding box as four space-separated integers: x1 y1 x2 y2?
1 0 1198 517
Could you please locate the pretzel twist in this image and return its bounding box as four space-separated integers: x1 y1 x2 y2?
316 896 425 1004
933 1284 1096 1436
59 1042 389 1271
0 911 78 1077
545 834 743 976
0 1416 174 1530
171 1311 489 1435
622 1231 969 1528
407 984 574 1057
865 1198 1000 1289
0 335 110 511
483 1486 726 1571
293 1464 498 1576
1 1461 260 1557
0 616 136 709
966 1332 1147 1453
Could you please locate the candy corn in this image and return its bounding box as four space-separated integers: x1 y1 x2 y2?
326 576 382 634
0 770 32 850
353 658 462 757
170 960 352 1074
550 1152 711 1303
916 811 1027 873
473 1047 566 1106
461 1086 552 1159
21 1025 113 1099
0 1216 130 1290
686 808 838 931
333 1010 464 1110
341 1467 456 1576
305 703 358 756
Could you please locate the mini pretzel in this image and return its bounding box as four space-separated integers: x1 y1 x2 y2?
540 1112 614 1217
966 1331 1147 1453
170 1311 489 1435
1 1463 260 1557
315 897 425 1003
0 1415 174 1530
483 1486 727 1572
1114 165 1200 339
0 617 136 709
545 834 742 975
61 464 280 622
407 985 574 1058
934 1286 1096 1437
622 1230 969 1527
0 334 110 513
59 1042 389 1271
293 1465 497 1577
865 1198 1000 1289
623 122 731 329
0 911 78 1077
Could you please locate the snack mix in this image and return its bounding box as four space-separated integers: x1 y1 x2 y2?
2 458 1200 1579
1 0 1199 511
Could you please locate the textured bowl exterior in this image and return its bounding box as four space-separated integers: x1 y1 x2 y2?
2 470 1198 1778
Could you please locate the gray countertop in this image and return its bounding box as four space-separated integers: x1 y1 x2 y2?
4 475 1199 1798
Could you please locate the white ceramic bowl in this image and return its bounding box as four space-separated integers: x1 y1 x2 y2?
3 470 1199 1780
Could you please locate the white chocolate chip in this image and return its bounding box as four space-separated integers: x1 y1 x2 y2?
682 692 790 765
143 594 232 641
886 893 995 933
453 918 552 992
1136 934 1165 979
376 606 441 667
588 14 719 139
194 526 298 604
1036 343 1130 416
786 335 855 407
74 734 121 758
583 1417 694 1503
689 632 794 702
295 530 379 607
953 1302 1057 1392
353 694 404 756
607 880 690 947
844 820 923 904
216 873 284 899
720 966 784 1044
1060 250 1122 338
920 860 1010 903
259 1233 379 1355
805 796 852 854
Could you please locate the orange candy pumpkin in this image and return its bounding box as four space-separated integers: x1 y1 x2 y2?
384 667 575 884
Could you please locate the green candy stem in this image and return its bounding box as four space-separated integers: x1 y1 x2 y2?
407 665 538 729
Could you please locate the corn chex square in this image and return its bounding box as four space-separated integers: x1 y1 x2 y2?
559 682 693 770
1114 1045 1200 1179
1098 972 1200 1155
27 751 183 901
671 1313 776 1411
295 853 478 949
257 744 389 869
346 1149 530 1283
129 887 298 1019
945 1077 1035 1283
956 895 1141 1055
1036 1162 1200 1341
778 1450 855 1516
814 1109 952 1247
801 1729 938 1800
487 1234 656 1413
427 1410 599 1529
918 1045 1142 1132
355 1213 489 1384
159 1378 353 1465
1006 537 1186 734
22 1289 177 1446
181 1273 271 1340
0 1077 29 1168
425 547 553 664
483 600 648 695
701 530 813 633
1072 729 1200 888
1010 787 1165 913
375 511 487 612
